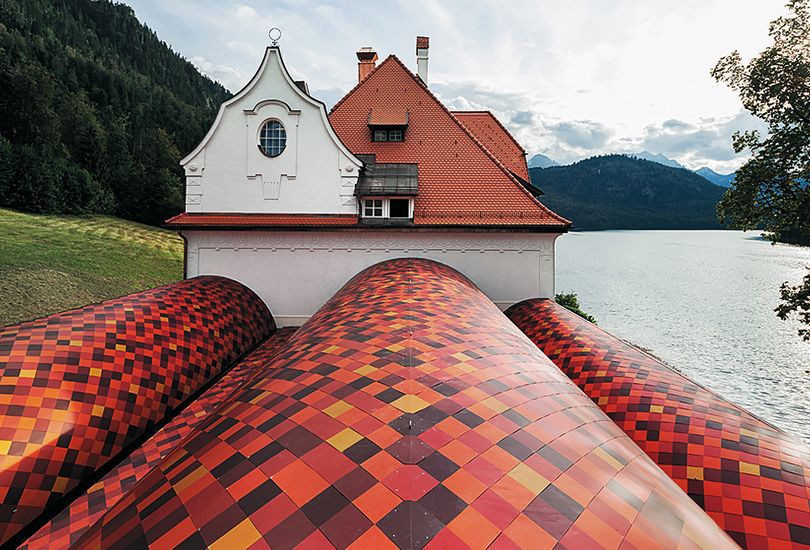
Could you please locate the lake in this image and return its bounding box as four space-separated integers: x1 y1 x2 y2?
555 230 810 444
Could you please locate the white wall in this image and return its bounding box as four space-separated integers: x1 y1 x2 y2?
185 230 560 326
181 48 360 215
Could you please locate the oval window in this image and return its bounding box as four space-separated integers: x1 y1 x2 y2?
258 120 287 157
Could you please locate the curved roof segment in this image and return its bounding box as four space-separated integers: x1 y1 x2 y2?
74 259 732 549
22 328 297 549
506 298 810 549
0 277 274 547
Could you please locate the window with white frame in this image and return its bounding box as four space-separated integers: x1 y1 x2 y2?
363 198 384 217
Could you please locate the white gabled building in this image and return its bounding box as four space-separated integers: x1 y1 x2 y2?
167 38 570 326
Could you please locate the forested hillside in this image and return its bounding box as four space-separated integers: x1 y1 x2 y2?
530 155 727 230
0 0 230 225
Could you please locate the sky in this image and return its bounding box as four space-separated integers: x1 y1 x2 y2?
123 0 789 173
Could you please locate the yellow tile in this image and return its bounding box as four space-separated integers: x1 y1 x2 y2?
53 476 70 494
19 369 35 378
115 343 127 352
481 397 508 414
89 367 102 378
593 446 623 471
209 519 261 550
0 441 11 455
687 466 704 480
92 405 105 417
355 365 377 376
650 404 664 413
328 428 363 451
324 400 353 418
390 395 429 413
508 463 550 495
740 462 759 476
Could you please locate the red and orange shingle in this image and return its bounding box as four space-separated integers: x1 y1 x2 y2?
506 298 810 548
74 259 733 549
0 277 274 547
19 328 296 549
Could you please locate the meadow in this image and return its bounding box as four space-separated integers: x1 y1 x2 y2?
0 209 183 325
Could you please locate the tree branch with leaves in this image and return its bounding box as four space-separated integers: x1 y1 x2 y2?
712 0 810 340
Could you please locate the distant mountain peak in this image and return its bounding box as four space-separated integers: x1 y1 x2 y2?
630 151 685 170
695 167 736 188
528 153 559 169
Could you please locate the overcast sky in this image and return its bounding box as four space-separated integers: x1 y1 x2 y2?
123 0 788 172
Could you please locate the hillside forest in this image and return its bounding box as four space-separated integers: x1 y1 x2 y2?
0 0 229 225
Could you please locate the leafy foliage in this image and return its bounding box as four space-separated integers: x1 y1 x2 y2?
555 293 596 324
530 155 726 230
777 272 810 340
0 0 229 225
712 0 810 339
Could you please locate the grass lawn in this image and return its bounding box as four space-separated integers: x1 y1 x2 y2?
0 208 183 326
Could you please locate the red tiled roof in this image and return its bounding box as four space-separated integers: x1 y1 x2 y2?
368 107 408 126
453 111 529 181
329 56 570 228
165 213 358 228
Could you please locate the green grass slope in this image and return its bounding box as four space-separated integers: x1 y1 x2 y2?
0 208 182 326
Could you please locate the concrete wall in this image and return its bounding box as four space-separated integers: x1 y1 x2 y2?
185 230 560 326
181 47 360 215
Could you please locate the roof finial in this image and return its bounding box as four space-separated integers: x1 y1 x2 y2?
268 27 282 46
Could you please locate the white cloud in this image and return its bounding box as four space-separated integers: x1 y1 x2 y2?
123 0 789 171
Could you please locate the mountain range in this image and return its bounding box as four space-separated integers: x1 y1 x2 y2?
530 151 736 188
530 155 727 230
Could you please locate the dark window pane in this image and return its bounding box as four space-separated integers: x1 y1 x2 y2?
390 199 409 218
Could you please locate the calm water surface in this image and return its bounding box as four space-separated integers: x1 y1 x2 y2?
556 230 810 443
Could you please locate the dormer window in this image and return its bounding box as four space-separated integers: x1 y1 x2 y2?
372 128 404 142
258 120 286 157
368 108 408 142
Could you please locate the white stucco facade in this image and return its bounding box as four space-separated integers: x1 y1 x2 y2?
176 45 564 326
180 47 361 214
184 230 559 326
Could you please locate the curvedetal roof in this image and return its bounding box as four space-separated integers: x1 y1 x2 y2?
71 258 734 549
329 56 570 228
452 111 529 181
507 298 810 549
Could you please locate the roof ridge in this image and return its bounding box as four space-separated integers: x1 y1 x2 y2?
452 110 527 155
330 54 397 113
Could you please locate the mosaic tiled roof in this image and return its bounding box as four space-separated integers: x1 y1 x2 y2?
0 277 274 547
72 259 733 549
506 298 810 549
20 328 297 550
329 57 570 228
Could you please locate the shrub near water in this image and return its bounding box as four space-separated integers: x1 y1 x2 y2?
555 292 597 324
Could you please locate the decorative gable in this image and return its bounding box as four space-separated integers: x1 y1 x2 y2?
180 47 362 215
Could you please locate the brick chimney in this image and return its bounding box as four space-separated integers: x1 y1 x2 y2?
416 36 429 85
356 47 378 82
